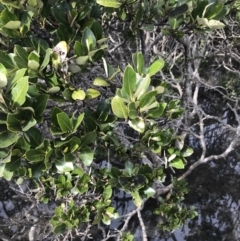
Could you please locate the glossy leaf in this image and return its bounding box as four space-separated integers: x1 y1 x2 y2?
78 147 94 166
139 90 157 108
148 102 167 118
103 185 112 200
24 127 43 147
0 131 19 148
128 117 145 133
76 56 89 65
72 113 84 131
4 21 21 29
132 191 142 207
205 3 224 19
82 27 96 52
85 88 101 99
72 89 86 100
81 131 97 146
111 96 128 119
148 59 164 77
93 77 110 87
96 0 122 8
123 65 136 100
0 72 7 88
132 52 144 74
128 102 138 119
181 147 194 157
55 160 74 172
125 161 134 176
144 187 156 198
169 4 188 17
26 149 45 162
74 41 86 56
32 94 49 116
0 51 16 70
11 76 28 108
134 74 151 99
57 112 72 132
169 158 185 169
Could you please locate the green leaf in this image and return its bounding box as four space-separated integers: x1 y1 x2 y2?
82 27 96 52
24 127 42 147
148 59 164 77
181 147 193 157
128 117 145 133
102 213 111 225
96 0 122 8
132 52 144 75
14 45 28 64
28 0 37 7
123 65 136 100
28 51 40 70
72 113 84 131
1 9 18 23
0 72 7 88
7 68 27 92
144 187 156 198
85 88 101 99
169 4 188 17
148 102 167 118
139 90 157 109
134 74 151 99
40 48 51 71
78 146 94 166
205 3 224 20
22 115 37 131
76 56 89 65
125 161 134 176
55 160 74 172
4 20 21 29
81 131 97 146
11 76 28 108
53 223 67 234
128 102 138 119
26 149 45 162
93 77 110 87
132 191 142 208
51 4 68 25
47 86 60 94
72 89 86 100
74 41 86 56
103 185 112 200
0 51 16 70
192 0 209 19
57 112 72 132
196 16 225 29
111 96 128 119
32 94 49 116
3 169 14 181
0 131 19 148
91 21 103 40
169 157 185 169
31 162 45 178
5 156 21 172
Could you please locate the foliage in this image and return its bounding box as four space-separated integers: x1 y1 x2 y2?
0 0 238 239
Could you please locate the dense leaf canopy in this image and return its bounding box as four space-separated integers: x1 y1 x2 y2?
0 0 240 240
